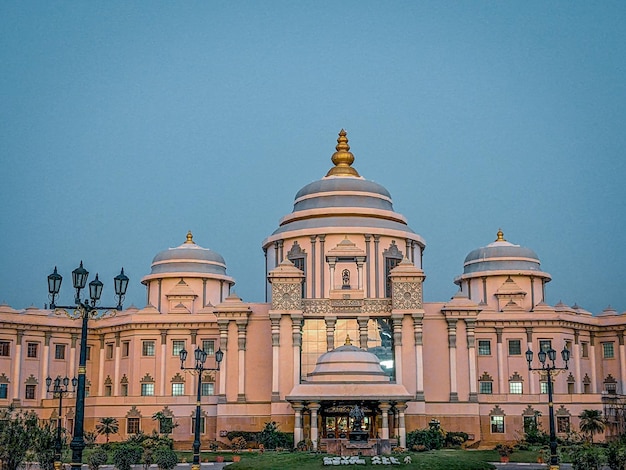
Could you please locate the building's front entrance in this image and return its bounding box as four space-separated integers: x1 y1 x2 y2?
321 402 377 439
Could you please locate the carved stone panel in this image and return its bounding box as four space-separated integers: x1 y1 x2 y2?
272 282 302 310
392 282 423 309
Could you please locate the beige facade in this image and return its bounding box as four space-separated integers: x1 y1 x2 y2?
1 130 624 449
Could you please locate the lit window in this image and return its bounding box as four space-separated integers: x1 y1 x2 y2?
191 417 205 434
478 340 491 356
0 383 8 399
27 342 39 358
508 340 521 356
25 384 36 400
479 382 493 394
127 417 140 434
172 340 185 356
0 341 9 357
509 382 523 394
142 341 155 356
172 383 185 396
201 383 214 396
55 344 66 360
557 416 570 433
603 342 615 359
141 383 155 396
202 340 215 355
491 415 504 433
540 382 549 394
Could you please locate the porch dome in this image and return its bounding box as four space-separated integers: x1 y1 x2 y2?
306 340 389 383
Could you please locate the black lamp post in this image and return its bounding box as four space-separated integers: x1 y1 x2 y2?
179 346 224 470
47 263 129 470
46 375 78 470
526 345 570 470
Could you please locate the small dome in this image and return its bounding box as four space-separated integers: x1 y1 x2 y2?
462 229 542 275
150 231 227 276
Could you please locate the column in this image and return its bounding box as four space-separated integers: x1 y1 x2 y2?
574 330 582 394
40 332 51 400
356 257 365 290
160 330 167 396
328 258 336 290
274 241 279 266
530 276 535 310
392 315 404 384
310 236 317 298
447 320 458 401
98 335 105 397
69 334 78 380
619 332 626 394
396 402 407 448
526 328 536 394
405 240 411 262
325 317 336 352
590 333 598 393
496 328 504 394
413 312 425 401
202 279 207 307
319 235 325 296
292 402 304 445
270 314 281 401
157 279 162 312
364 235 371 297
411 241 416 265
278 240 284 262
218 320 229 399
481 278 487 305
12 330 23 402
292 314 303 384
379 402 391 439
357 317 369 349
466 319 478 402
237 320 247 402
374 235 380 297
309 402 320 450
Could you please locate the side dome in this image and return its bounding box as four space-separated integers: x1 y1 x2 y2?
462 229 543 275
268 130 422 238
149 231 227 276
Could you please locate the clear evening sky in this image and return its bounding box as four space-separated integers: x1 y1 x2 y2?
1 2 624 314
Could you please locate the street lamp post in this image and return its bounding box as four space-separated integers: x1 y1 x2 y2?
47 262 129 470
46 375 78 470
179 346 224 470
526 345 570 470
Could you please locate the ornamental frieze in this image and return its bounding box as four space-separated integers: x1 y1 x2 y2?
392 282 423 310
301 298 392 315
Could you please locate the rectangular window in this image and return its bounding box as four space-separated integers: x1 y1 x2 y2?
54 344 66 360
509 382 523 394
565 340 573 353
0 383 8 399
523 416 537 433
581 342 589 358
539 340 552 353
491 415 504 433
191 417 205 434
142 341 155 356
508 340 522 356
25 384 36 400
479 382 492 394
540 382 549 394
557 416 570 433
0 341 9 357
202 340 215 355
172 383 185 396
86 346 91 361
121 384 128 397
603 342 615 359
104 385 112 397
141 383 155 396
568 382 574 394
122 341 130 357
85 386 90 397
478 340 491 356
201 382 214 396
605 382 617 394
106 343 114 360
27 342 39 358
584 383 591 394
127 417 140 434
159 417 173 434
172 340 185 356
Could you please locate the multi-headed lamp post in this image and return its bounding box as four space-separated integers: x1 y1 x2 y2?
47 262 129 470
46 375 78 470
179 346 224 470
526 345 570 470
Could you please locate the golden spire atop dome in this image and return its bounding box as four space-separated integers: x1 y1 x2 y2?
345 334 352 346
495 228 506 242
326 129 360 177
185 231 195 244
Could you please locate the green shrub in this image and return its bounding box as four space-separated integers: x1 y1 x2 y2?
407 428 446 451
569 443 604 470
258 421 294 450
445 431 469 447
88 447 108 470
153 447 177 470
226 431 258 444
112 444 143 470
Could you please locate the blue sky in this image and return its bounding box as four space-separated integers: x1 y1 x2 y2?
1 1 624 314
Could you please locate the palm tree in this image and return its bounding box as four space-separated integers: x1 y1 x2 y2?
579 409 605 443
95 417 119 444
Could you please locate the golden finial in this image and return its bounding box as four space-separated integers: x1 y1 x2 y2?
326 129 360 177
185 231 195 244
345 334 352 346
495 229 506 242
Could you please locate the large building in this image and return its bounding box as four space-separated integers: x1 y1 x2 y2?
1 130 625 450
